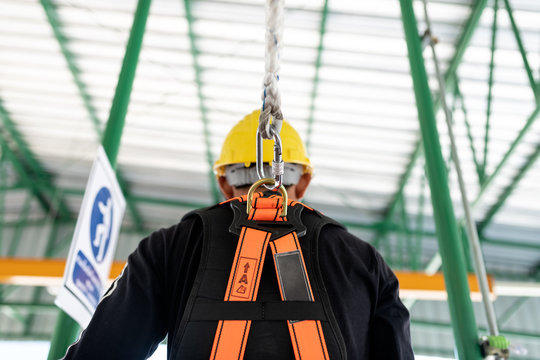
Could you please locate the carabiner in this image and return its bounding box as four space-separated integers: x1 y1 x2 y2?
256 127 284 190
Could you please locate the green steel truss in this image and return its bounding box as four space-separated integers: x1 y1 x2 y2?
0 0 539 357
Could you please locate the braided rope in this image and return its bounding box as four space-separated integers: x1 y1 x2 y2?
259 0 284 139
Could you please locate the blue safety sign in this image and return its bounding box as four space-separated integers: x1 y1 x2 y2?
90 187 113 264
56 146 126 328
72 250 102 308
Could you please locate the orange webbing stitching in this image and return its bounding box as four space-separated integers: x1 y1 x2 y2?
270 233 330 360
210 225 270 360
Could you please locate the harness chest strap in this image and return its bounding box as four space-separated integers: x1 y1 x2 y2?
210 196 329 360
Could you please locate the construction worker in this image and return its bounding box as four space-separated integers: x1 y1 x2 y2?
62 110 414 359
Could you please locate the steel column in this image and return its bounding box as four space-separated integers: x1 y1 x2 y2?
375 0 489 248
399 0 482 358
47 0 152 358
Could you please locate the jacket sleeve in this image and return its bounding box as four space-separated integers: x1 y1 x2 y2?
369 252 415 359
62 228 170 360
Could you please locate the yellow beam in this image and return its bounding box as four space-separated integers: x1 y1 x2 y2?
0 258 124 287
0 258 497 300
398 271 495 301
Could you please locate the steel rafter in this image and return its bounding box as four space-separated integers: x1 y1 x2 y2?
498 297 529 327
39 0 145 231
39 0 101 135
478 140 540 232
183 0 220 204
0 103 70 220
482 0 499 182
502 0 539 103
473 103 540 207
305 0 329 151
454 79 483 184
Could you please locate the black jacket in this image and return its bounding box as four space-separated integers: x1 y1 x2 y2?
63 201 414 359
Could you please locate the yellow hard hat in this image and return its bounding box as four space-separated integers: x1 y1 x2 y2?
214 109 312 176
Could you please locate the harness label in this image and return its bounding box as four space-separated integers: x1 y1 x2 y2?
232 257 257 299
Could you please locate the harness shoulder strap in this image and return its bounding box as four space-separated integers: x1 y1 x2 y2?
210 194 329 360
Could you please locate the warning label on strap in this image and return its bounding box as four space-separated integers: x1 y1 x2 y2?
231 257 257 299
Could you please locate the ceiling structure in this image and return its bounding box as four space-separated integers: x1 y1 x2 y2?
0 0 539 358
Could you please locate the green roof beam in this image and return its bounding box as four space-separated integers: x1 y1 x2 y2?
478 140 540 232
183 0 220 204
373 145 422 248
305 0 329 151
472 103 540 207
39 0 102 136
502 0 539 103
481 0 499 182
498 297 529 327
455 80 484 184
444 0 490 91
39 0 145 231
0 101 71 219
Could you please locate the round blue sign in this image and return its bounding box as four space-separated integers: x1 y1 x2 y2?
90 187 113 263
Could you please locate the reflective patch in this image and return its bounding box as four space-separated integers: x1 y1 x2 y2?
274 250 312 302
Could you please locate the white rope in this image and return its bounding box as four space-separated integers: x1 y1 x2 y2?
259 0 284 139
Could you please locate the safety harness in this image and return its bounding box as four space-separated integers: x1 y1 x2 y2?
211 193 329 360
172 191 345 359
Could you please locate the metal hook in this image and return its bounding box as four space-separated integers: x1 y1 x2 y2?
256 127 284 190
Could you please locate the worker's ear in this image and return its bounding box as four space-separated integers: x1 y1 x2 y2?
217 176 235 199
294 173 311 200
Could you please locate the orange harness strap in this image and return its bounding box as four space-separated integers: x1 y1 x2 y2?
210 196 329 360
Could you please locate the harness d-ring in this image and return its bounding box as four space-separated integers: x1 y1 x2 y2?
247 178 288 217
